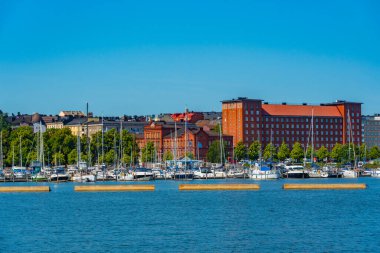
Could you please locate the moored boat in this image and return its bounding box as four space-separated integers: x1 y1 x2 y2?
283 165 309 178
132 168 153 181
249 166 280 180
50 167 70 182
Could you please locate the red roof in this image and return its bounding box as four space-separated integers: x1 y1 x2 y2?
261 104 342 117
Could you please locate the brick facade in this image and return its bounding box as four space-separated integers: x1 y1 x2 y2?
222 98 362 150
136 121 233 161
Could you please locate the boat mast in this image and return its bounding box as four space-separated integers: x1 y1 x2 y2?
219 119 224 166
77 125 81 168
270 128 273 162
19 135 22 167
86 102 90 167
101 116 104 164
348 110 357 168
130 142 133 168
184 108 187 168
12 144 15 168
311 109 314 164
259 131 262 168
174 120 177 167
119 118 123 168
0 131 3 170
347 110 351 166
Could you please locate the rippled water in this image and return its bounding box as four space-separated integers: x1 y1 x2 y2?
1 178 380 253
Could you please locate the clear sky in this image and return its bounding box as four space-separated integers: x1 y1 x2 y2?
0 0 379 116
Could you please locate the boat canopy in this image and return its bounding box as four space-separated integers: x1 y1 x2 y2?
260 166 271 171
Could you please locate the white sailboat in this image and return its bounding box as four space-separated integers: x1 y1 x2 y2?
31 122 48 181
12 135 28 179
343 110 358 178
0 131 4 180
305 110 328 178
249 129 280 180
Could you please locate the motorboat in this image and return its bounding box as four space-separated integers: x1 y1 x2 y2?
249 166 280 180
71 173 96 182
342 169 358 178
226 168 248 178
31 173 48 182
283 165 309 178
132 168 153 181
50 167 70 182
172 169 194 180
12 166 29 179
211 168 227 179
194 167 214 179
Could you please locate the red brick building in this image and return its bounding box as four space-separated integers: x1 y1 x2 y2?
222 97 362 150
136 121 233 161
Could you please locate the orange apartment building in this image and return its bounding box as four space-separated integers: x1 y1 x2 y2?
222 97 362 150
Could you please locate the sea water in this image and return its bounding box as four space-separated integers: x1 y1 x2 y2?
0 178 379 252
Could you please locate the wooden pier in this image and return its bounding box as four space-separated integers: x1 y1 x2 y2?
283 183 367 190
179 184 260 191
74 185 155 192
0 186 50 192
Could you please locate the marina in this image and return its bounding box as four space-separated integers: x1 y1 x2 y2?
1 178 379 252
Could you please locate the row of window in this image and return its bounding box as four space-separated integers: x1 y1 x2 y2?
244 136 343 145
245 123 344 130
244 130 342 136
244 110 260 115
260 117 342 123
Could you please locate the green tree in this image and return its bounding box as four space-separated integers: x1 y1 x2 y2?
5 126 34 166
67 149 77 165
290 142 304 162
234 141 247 161
330 143 344 162
359 144 369 161
52 152 65 166
0 111 10 131
369 146 380 160
105 149 116 165
316 145 329 161
207 140 222 163
163 150 174 161
305 147 316 160
277 141 290 161
141 141 155 163
263 143 277 161
248 140 261 161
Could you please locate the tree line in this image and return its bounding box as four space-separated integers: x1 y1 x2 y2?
232 140 380 164
0 126 140 167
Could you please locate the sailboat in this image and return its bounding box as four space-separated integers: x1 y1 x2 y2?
31 122 49 181
249 129 280 180
306 110 328 178
12 135 29 179
172 108 194 180
212 118 227 178
0 131 4 180
342 110 358 178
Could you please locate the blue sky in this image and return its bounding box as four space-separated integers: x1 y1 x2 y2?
0 0 379 116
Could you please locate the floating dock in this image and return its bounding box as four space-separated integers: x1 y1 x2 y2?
0 186 50 192
179 184 260 191
283 183 367 190
74 185 155 192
